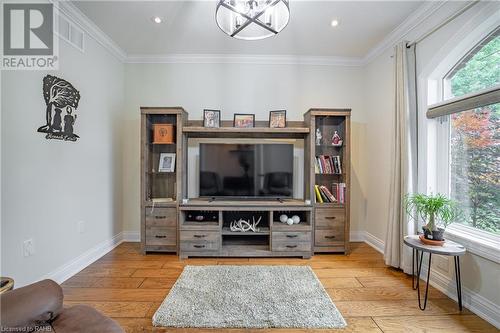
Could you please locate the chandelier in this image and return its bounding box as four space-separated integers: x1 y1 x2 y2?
215 0 290 40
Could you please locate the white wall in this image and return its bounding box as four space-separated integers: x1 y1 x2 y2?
123 63 367 237
1 34 124 286
362 1 500 325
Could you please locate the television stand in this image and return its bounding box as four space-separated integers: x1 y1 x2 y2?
179 200 313 259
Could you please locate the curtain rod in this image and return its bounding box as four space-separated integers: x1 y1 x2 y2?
407 1 480 47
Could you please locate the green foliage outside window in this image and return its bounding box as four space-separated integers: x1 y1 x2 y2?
449 35 499 234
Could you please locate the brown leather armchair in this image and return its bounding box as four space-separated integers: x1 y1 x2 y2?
0 279 124 333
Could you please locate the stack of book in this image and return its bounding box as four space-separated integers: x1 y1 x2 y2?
314 183 347 204
314 185 337 203
315 155 342 174
332 183 346 204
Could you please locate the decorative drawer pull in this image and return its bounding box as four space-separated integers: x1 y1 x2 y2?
324 216 336 220
154 216 167 219
155 235 167 238
193 234 206 238
193 245 205 249
286 234 298 238
286 245 298 249
325 235 336 239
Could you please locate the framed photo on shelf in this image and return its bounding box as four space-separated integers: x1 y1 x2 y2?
203 109 220 128
269 110 286 128
233 114 255 128
158 153 176 172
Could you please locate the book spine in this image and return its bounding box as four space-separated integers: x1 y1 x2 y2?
319 187 329 202
314 185 323 203
321 186 337 202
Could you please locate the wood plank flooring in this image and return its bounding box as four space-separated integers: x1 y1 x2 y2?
61 242 498 333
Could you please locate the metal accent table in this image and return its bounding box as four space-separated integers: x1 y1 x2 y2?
403 235 465 311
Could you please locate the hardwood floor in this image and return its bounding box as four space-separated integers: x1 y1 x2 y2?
61 242 498 332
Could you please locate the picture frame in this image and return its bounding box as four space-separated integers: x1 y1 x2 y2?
158 153 176 172
233 114 255 128
203 109 221 128
269 110 287 128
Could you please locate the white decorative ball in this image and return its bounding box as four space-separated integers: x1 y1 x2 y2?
291 215 300 224
280 214 288 223
286 218 294 225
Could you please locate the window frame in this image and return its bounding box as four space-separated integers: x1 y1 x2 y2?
432 38 500 263
420 2 500 264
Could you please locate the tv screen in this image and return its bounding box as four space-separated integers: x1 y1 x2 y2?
199 143 293 198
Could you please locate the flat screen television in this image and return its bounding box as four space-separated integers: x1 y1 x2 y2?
199 143 293 198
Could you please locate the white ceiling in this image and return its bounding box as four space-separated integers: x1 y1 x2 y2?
72 1 424 58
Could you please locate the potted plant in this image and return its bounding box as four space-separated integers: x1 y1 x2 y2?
405 193 460 241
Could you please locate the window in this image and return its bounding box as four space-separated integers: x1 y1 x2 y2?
445 29 499 98
446 32 499 235
449 104 499 234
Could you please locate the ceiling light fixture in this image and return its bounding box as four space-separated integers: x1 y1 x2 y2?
331 19 339 27
152 16 163 24
215 0 290 40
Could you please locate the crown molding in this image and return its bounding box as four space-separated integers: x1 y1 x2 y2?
361 1 447 65
51 0 453 67
52 0 127 62
125 54 364 66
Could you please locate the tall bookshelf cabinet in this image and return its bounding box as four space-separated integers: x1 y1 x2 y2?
140 107 187 253
305 109 351 253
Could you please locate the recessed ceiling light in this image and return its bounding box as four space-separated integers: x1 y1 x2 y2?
331 19 339 27
152 16 163 24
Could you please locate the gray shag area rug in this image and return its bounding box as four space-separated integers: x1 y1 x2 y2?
152 265 346 329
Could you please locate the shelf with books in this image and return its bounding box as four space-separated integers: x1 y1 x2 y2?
305 108 350 254
315 200 338 206
314 155 343 175
315 173 343 176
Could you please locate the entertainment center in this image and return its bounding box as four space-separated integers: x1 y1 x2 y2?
140 107 351 258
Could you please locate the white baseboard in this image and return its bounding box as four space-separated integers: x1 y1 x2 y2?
363 231 385 254
43 232 125 284
122 230 140 242
361 232 500 329
422 264 500 329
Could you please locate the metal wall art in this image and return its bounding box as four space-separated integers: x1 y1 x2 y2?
38 75 81 142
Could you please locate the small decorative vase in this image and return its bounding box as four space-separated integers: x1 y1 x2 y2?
280 214 288 223
291 215 300 224
286 218 294 225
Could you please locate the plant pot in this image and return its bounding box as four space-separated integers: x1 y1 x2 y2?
422 226 445 241
422 226 432 239
432 228 445 241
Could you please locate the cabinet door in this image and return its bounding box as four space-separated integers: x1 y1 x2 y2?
145 207 177 227
315 208 345 229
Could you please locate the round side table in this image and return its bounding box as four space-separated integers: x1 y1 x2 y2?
0 277 14 294
404 235 465 311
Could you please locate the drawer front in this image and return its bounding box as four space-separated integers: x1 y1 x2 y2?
315 229 345 246
146 207 177 227
272 231 311 243
146 226 176 246
180 231 219 252
315 208 345 229
272 241 311 252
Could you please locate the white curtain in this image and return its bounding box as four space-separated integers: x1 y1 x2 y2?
384 42 418 274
